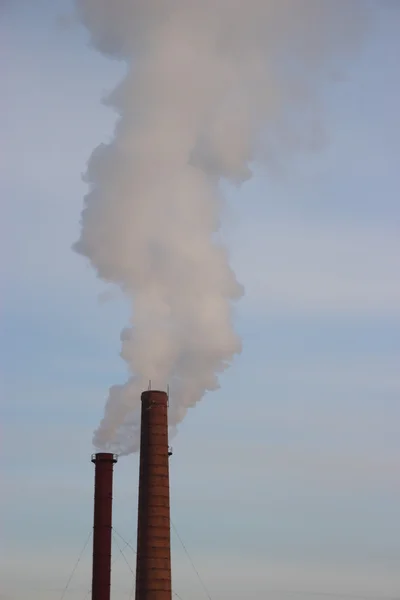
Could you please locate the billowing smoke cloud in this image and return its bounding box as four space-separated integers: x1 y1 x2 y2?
74 0 369 454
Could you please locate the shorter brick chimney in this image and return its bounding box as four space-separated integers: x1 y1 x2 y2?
91 452 118 600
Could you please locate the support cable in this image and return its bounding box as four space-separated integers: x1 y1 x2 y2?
112 528 137 556
81 588 91 600
81 530 136 600
128 576 136 600
112 532 135 577
171 520 212 600
113 527 187 600
81 524 400 600
59 530 92 600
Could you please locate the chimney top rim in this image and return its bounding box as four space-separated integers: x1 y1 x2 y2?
91 452 118 463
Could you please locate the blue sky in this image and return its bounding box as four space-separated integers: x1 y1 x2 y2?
1 2 400 600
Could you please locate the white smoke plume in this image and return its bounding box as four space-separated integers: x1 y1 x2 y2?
74 0 369 454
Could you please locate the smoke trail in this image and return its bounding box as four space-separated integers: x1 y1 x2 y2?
74 0 369 454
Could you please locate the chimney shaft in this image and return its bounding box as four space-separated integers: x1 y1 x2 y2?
135 390 172 600
91 452 118 600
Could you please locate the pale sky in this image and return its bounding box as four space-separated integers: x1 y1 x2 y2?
1 2 400 600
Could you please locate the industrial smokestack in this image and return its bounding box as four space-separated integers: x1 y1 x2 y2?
91 452 118 600
135 390 172 600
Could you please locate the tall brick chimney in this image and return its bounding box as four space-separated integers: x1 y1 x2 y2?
135 390 172 600
91 452 118 600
